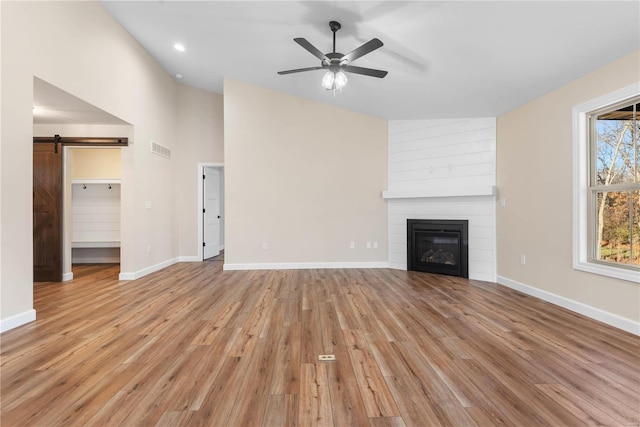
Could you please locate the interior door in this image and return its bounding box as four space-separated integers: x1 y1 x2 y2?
203 167 221 259
33 142 63 281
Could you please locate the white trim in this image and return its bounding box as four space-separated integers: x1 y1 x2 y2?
223 261 390 271
497 275 639 336
1 309 36 333
575 262 639 283
118 257 178 281
178 255 201 262
572 82 640 284
388 262 405 270
383 186 495 199
118 272 136 280
63 272 74 281
71 179 121 185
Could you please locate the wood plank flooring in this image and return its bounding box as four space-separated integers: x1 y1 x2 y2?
1 262 639 426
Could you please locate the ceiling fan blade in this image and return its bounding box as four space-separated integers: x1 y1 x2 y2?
342 65 388 78
277 66 325 75
294 38 329 63
342 38 383 63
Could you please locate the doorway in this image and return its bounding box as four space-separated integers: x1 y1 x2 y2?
65 147 122 279
32 138 127 282
32 78 131 284
199 164 224 261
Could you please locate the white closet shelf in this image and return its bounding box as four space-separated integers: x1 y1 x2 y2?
382 185 496 199
72 241 120 248
72 179 121 185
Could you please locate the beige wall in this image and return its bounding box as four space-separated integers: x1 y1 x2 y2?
176 84 224 258
497 50 640 323
0 1 215 327
224 79 388 266
70 148 121 180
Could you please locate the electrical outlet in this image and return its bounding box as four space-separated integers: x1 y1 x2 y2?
500 198 506 207
147 245 151 254
373 241 378 249
145 201 152 209
520 254 526 265
350 241 355 249
262 241 269 250
367 241 371 249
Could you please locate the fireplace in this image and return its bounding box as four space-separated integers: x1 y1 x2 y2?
407 219 468 278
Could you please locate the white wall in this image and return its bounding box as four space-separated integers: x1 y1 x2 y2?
176 84 224 259
223 79 388 268
71 182 121 264
497 50 640 332
387 119 496 282
0 2 218 331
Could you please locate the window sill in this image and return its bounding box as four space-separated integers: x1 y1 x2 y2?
574 261 640 283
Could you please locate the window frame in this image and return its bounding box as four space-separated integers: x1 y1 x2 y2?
573 82 640 283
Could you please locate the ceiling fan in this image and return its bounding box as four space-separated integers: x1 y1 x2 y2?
278 21 388 91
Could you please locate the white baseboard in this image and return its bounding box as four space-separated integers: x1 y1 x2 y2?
386 263 496 282
63 272 74 281
1 309 36 333
497 275 639 336
178 256 201 262
119 257 179 281
223 261 390 271
388 262 406 270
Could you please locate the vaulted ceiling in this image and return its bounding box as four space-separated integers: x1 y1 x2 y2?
34 1 640 123
98 1 639 120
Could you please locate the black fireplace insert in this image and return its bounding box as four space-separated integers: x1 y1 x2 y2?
407 219 468 278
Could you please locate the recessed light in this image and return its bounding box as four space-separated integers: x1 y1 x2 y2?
175 73 183 80
174 43 185 52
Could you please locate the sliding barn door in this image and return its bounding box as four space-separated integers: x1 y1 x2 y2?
33 143 63 282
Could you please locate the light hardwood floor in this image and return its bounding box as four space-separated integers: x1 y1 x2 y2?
1 262 639 426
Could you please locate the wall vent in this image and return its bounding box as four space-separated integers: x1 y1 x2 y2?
151 141 171 159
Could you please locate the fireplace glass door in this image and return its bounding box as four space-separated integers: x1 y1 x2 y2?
415 231 461 276
407 219 469 278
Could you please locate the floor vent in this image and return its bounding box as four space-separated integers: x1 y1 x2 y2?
318 354 336 361
151 141 171 159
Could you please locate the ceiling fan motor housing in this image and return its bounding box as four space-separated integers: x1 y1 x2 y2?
325 52 345 71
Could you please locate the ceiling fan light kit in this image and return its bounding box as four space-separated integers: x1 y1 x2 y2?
321 69 348 91
278 21 388 93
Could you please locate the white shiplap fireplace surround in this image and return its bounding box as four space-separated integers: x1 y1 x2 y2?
385 118 496 282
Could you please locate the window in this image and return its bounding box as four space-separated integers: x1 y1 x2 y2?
573 83 640 283
589 99 640 269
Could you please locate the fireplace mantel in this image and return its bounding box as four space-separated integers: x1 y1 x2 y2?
382 185 495 200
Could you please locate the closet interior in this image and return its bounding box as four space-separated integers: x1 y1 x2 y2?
69 147 121 265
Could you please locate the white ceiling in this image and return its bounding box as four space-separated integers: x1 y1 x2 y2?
34 1 639 124
33 78 129 125
97 0 639 120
